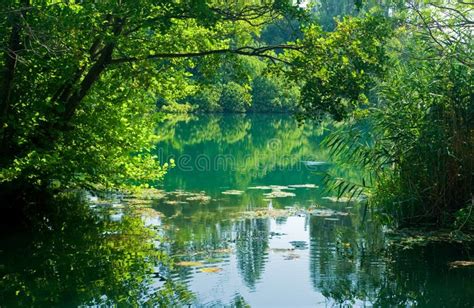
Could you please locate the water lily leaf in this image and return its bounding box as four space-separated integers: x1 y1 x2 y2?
222 190 244 195
176 261 203 267
200 267 222 273
263 191 296 198
213 248 233 254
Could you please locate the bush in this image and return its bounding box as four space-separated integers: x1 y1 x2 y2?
219 82 252 113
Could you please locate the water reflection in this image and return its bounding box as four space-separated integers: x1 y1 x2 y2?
155 114 330 194
235 219 269 290
153 114 474 307
0 195 191 306
2 115 472 306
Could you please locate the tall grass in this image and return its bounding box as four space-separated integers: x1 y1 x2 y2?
324 48 473 229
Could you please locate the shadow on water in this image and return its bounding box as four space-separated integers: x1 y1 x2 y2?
0 193 192 307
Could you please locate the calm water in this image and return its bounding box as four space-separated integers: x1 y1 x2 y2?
1 114 473 307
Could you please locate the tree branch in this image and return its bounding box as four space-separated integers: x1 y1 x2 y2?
110 45 300 65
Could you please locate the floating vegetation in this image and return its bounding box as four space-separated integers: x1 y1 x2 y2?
270 232 286 237
134 207 162 218
248 185 293 191
270 185 293 190
185 194 211 203
204 258 223 263
168 190 194 197
322 196 353 203
126 199 153 206
133 188 166 200
263 190 296 198
241 208 296 219
213 248 233 254
309 208 348 217
222 190 244 195
288 184 318 189
386 229 474 248
248 185 298 198
247 186 273 190
449 261 474 268
200 267 222 273
176 261 203 267
164 200 189 205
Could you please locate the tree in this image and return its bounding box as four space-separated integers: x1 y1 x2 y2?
219 81 252 113
286 11 392 121
0 1 303 193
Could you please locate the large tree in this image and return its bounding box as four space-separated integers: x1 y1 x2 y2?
0 1 303 191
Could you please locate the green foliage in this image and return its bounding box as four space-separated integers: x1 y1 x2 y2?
187 86 223 113
313 0 358 31
219 82 252 113
250 75 300 113
287 11 393 121
161 18 302 114
372 42 473 226
0 1 300 191
308 3 473 228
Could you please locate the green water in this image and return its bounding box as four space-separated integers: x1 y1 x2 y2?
1 114 473 307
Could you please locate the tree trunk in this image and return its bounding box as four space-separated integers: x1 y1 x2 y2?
61 18 124 122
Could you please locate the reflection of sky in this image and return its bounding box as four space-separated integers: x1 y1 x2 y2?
183 216 328 307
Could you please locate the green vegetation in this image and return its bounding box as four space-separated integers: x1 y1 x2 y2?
0 193 192 306
1 1 473 305
0 0 471 241
291 2 473 229
0 1 302 195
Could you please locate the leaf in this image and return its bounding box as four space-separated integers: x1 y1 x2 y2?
176 261 203 267
200 267 222 273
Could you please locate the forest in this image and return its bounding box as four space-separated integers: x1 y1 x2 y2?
0 0 473 306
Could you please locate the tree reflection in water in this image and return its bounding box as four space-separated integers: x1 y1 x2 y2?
308 212 474 306
235 218 270 290
0 194 192 306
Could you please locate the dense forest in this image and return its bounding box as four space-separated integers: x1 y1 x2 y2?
0 0 472 306
1 0 471 228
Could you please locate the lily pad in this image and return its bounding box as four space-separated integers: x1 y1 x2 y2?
310 208 348 217
263 190 296 198
248 186 274 190
200 267 222 273
134 188 167 200
164 200 189 205
270 248 295 253
186 194 211 203
222 190 244 195
289 241 308 250
176 261 203 267
213 247 233 254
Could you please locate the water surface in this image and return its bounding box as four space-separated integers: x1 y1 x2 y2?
1 114 473 307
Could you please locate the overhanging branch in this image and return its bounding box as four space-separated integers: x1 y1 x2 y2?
109 45 300 65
